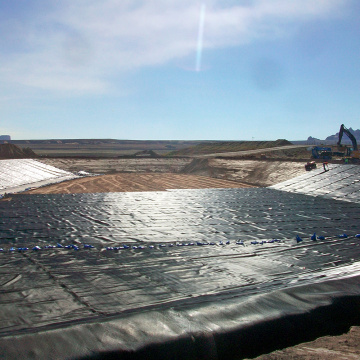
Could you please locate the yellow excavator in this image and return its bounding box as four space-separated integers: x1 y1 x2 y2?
337 124 360 161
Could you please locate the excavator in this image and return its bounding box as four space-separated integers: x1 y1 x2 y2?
337 124 360 161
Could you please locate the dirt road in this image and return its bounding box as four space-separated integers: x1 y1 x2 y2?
195 145 308 158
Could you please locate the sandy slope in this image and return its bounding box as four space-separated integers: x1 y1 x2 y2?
25 173 253 194
38 158 307 188
38 157 192 174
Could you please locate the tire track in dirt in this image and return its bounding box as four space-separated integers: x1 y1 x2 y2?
25 173 254 194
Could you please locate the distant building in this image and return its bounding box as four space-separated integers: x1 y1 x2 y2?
0 135 11 144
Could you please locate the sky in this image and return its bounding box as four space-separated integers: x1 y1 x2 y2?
1 0 360 141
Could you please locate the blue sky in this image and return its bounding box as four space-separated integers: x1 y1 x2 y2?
1 0 359 140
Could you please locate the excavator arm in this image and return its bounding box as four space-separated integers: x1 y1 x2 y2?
337 124 358 151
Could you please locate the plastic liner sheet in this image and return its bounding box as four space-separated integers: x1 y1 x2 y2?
270 164 360 203
0 188 360 359
0 159 77 195
1 276 360 360
1 188 359 245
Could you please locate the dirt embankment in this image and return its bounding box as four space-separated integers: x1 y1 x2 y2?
0 143 37 159
38 157 192 174
182 158 306 187
39 157 307 188
26 157 310 193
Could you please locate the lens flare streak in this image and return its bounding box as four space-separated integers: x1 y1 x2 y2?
196 4 206 72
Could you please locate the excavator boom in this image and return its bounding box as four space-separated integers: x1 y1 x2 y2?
337 124 358 151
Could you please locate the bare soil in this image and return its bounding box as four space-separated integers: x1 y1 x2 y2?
38 157 192 174
25 173 253 194
248 326 360 360
190 158 306 187
38 158 307 188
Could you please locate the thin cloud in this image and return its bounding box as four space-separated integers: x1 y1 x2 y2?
0 0 349 95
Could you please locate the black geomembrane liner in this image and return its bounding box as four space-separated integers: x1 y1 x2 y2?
0 188 360 359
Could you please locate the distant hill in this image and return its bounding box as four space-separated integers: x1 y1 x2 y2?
325 127 360 142
296 127 360 145
0 135 11 144
0 144 37 159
